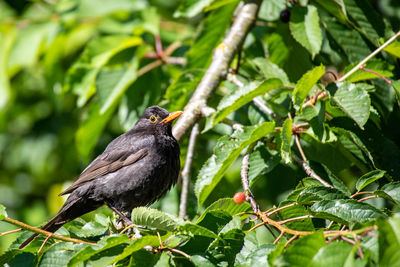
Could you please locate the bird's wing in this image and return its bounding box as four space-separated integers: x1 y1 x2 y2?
59 147 148 196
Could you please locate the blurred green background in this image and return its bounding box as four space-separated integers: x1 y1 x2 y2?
1 0 400 253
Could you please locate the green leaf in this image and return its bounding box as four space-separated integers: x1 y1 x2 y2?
195 122 276 206
310 199 386 224
0 249 23 266
393 80 400 107
333 82 370 129
163 69 204 112
297 186 348 204
258 0 286 21
173 0 213 18
321 14 371 62
0 204 7 220
309 241 355 267
130 207 182 232
197 198 252 222
0 27 15 111
109 236 160 264
275 232 325 267
280 118 292 164
64 36 142 107
384 42 400 58
67 235 130 267
178 223 220 239
292 65 325 109
75 100 116 158
7 22 56 73
248 144 280 187
186 2 238 69
343 0 384 46
355 170 386 191
375 182 400 205
39 242 88 267
377 214 400 267
313 0 348 24
97 48 143 114
205 78 282 131
289 5 322 56
251 57 290 85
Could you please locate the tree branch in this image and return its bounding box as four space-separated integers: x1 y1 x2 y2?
172 0 262 140
179 123 200 218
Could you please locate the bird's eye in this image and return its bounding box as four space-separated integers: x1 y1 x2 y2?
149 115 158 123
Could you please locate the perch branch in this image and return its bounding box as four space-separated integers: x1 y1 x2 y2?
3 217 96 246
173 0 262 140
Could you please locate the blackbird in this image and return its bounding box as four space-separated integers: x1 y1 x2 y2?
20 106 182 249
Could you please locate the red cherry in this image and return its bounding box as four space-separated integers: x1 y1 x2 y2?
233 192 246 204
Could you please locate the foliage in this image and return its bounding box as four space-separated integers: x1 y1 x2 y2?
1 0 400 266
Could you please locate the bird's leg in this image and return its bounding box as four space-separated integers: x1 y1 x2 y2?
105 201 142 238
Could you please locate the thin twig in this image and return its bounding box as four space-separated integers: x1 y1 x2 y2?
338 30 400 82
340 236 355 245
285 235 299 248
179 123 200 218
293 138 332 188
37 234 52 254
173 0 262 140
360 67 392 84
273 231 285 245
169 248 191 258
266 203 298 217
302 91 327 108
3 217 96 246
295 134 307 162
292 154 332 188
278 215 313 225
350 191 374 198
358 195 379 202
0 228 23 236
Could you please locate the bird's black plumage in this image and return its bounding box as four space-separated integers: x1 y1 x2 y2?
19 106 182 248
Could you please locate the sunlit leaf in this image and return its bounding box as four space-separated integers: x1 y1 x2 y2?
195 122 276 206
130 207 182 232
109 236 160 264
375 182 400 205
355 169 386 191
275 232 325 266
289 5 322 56
67 235 129 267
0 204 7 220
292 65 325 109
204 78 282 131
280 118 292 163
310 199 386 224
333 82 370 129
377 214 400 267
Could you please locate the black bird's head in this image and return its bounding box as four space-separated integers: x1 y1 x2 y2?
133 106 183 135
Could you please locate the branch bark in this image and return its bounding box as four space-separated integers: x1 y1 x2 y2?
179 123 200 218
172 0 262 140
